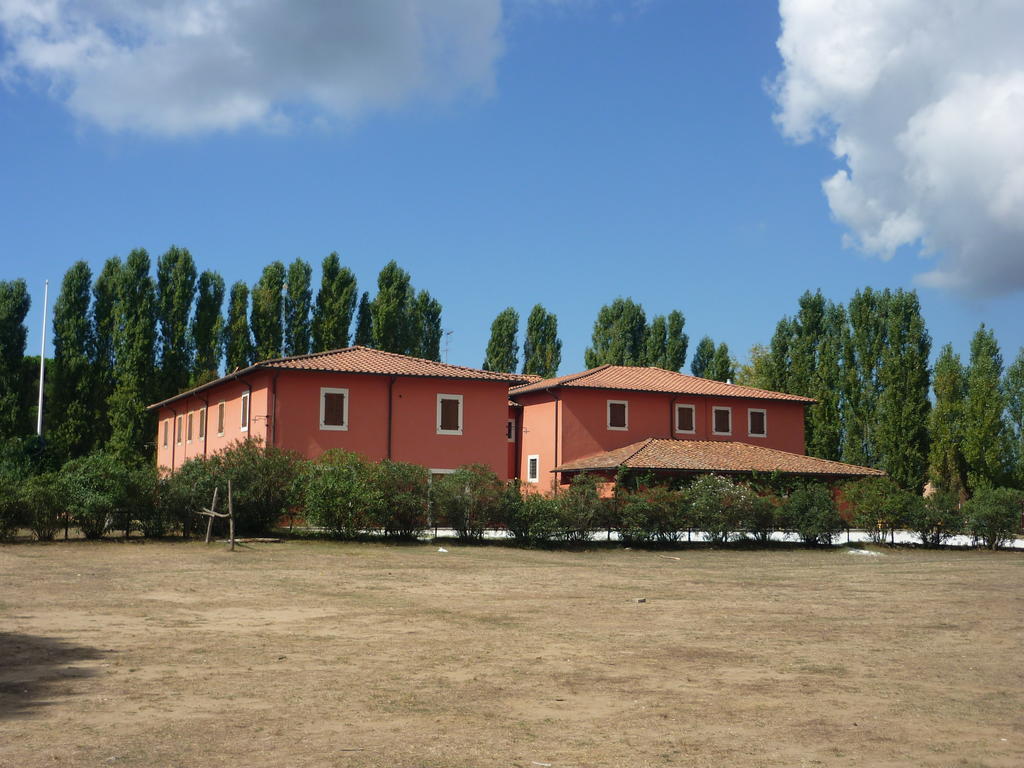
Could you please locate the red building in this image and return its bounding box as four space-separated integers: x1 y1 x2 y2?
149 346 527 480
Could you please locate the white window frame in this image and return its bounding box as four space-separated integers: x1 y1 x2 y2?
319 387 350 431
198 407 206 440
186 411 194 443
527 454 540 483
217 401 225 436
240 392 250 432
712 406 732 436
674 403 696 435
436 394 463 435
506 418 516 443
748 408 768 438
607 399 629 431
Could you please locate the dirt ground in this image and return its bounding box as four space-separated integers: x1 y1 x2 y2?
1 540 1022 768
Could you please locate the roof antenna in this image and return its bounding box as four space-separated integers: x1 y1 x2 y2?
443 329 453 363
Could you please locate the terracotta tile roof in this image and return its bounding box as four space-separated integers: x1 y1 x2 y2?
148 346 530 409
554 438 884 479
509 365 815 403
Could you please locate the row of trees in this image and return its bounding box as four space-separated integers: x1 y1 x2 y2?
4 441 1020 549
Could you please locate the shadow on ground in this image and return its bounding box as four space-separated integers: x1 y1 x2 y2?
0 632 107 719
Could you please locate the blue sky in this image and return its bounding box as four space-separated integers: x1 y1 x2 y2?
2 1 1021 373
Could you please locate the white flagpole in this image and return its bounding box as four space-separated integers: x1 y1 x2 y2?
36 279 49 437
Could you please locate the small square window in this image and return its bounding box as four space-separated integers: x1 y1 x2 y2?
607 400 628 430
437 394 463 435
527 455 540 483
198 407 206 440
748 409 767 437
240 392 250 432
712 406 731 435
217 402 225 435
675 404 695 434
320 388 349 430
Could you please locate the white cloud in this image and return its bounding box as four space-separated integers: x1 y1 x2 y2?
773 0 1024 296
0 0 504 135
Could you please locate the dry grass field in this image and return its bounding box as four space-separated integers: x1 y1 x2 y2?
1 539 1022 767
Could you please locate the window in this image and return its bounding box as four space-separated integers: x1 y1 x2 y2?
162 420 169 448
320 387 349 430
607 400 628 430
240 392 249 432
217 402 225 436
675 404 696 434
712 406 732 435
186 411 194 442
506 419 516 443
437 394 463 435
748 409 767 438
198 407 206 440
176 415 183 444
527 455 540 483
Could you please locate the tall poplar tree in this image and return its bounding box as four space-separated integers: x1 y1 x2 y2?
664 310 689 372
354 292 373 346
0 279 31 441
691 336 716 378
90 258 121 448
842 287 889 466
874 290 931 490
108 249 157 457
644 315 668 370
191 270 225 384
808 302 847 461
311 252 358 351
928 344 967 496
50 262 94 460
962 324 1010 490
764 317 795 392
250 261 285 361
370 261 414 354
224 281 254 372
707 342 736 383
413 290 442 361
155 245 197 399
522 304 561 378
483 307 519 373
584 298 648 368
735 344 772 389
1005 348 1024 488
284 259 313 356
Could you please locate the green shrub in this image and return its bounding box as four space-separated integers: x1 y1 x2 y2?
430 464 504 542
963 487 1024 550
781 482 843 545
689 475 758 544
373 460 429 539
213 439 301 535
157 456 220 536
19 472 63 541
906 491 963 548
57 452 129 539
842 477 917 543
618 486 690 544
298 451 378 539
744 494 780 544
499 483 558 544
554 474 605 543
0 438 29 540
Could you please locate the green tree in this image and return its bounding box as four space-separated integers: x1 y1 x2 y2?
664 310 689 372
522 304 561 378
482 307 519 373
690 336 715 378
310 252 358 352
354 292 373 346
584 298 647 368
155 245 197 399
191 270 225 384
928 344 968 496
370 261 413 354
706 342 735 383
224 281 254 371
807 302 847 461
735 344 773 389
250 261 285 361
874 290 931 490
0 279 31 441
412 290 442 361
962 324 1011 490
1005 347 1024 488
842 287 889 466
90 258 121 447
764 317 795 392
107 249 157 457
284 258 313 356
49 262 94 460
